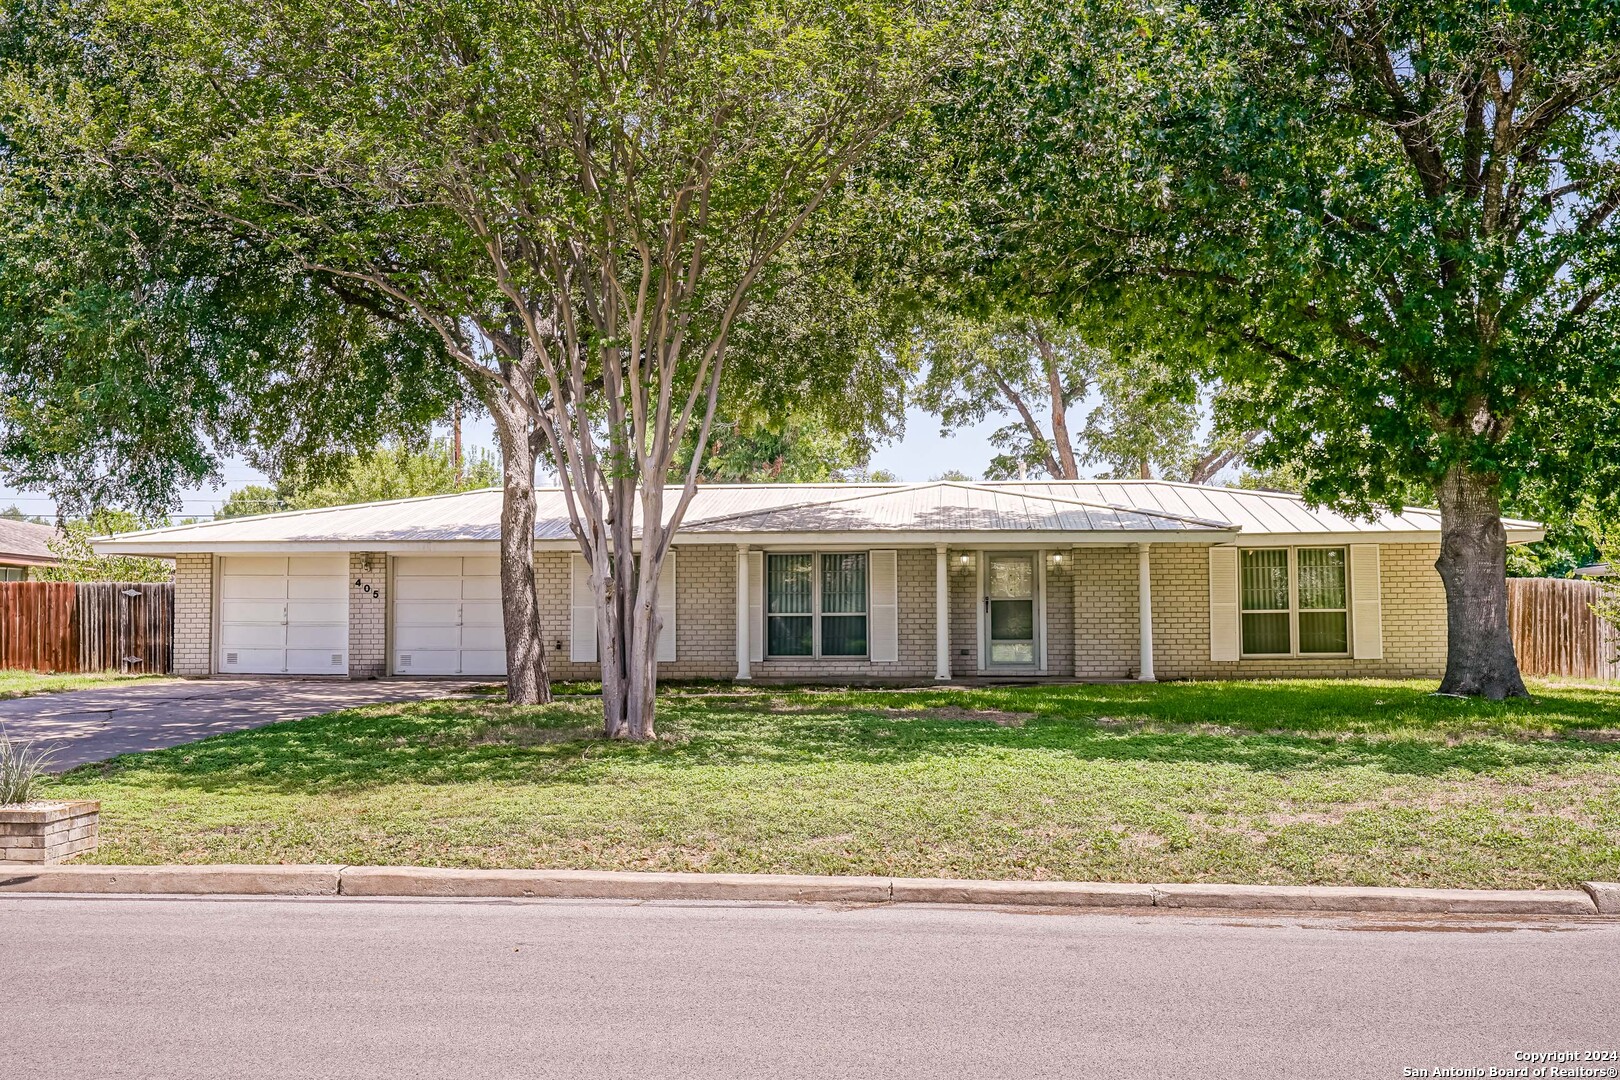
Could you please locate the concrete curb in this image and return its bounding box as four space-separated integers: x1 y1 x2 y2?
2 865 1614 916
0 864 342 895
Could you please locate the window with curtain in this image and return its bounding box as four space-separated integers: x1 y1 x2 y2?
765 552 869 658
1297 548 1348 653
819 553 868 657
766 553 813 656
1240 547 1349 656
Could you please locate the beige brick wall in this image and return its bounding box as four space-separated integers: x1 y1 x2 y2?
173 553 214 676
540 545 948 682
1072 547 1141 679
176 539 1449 684
348 552 387 679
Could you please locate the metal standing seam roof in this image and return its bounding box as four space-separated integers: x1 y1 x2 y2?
92 478 1543 552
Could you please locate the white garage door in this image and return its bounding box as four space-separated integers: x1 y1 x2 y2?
392 556 506 676
218 555 349 675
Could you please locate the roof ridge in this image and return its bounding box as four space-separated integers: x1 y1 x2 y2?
680 480 1235 531
681 480 957 529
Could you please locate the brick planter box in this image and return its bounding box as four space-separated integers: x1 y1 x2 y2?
0 800 100 865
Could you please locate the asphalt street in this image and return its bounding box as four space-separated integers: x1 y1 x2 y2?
5 895 1616 1079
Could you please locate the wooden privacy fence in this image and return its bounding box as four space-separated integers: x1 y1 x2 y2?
0 582 174 674
1507 577 1620 682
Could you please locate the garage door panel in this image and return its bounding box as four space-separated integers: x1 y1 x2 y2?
395 625 461 650
221 577 288 600
461 556 500 577
290 623 348 650
394 649 461 675
286 600 346 625
394 556 463 578
461 576 501 601
288 576 344 599
287 556 346 577
219 599 287 624
460 624 506 650
219 623 288 649
286 648 348 675
219 648 286 672
394 600 460 625
460 600 503 627
458 650 506 675
395 576 463 601
221 556 289 577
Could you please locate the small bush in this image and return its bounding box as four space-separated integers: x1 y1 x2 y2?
0 728 56 805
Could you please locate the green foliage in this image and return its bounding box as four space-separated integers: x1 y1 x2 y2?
670 421 872 484
0 0 471 518
217 439 500 518
0 506 47 524
34 511 171 582
0 728 56 804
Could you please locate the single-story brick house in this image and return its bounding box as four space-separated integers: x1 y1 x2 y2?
93 480 1542 683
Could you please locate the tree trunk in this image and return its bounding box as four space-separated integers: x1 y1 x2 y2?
1040 335 1080 480
490 407 550 706
1434 463 1528 699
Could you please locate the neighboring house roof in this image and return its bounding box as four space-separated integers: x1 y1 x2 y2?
0 517 62 567
92 479 1545 555
1574 563 1611 578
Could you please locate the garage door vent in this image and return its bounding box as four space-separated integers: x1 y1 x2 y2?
398 653 412 669
225 652 239 666
331 653 345 668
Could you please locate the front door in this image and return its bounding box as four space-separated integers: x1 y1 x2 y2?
985 552 1037 668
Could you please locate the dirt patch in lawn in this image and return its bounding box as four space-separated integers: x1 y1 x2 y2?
889 706 1036 728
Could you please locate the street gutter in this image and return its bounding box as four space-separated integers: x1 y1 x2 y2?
1 864 1616 916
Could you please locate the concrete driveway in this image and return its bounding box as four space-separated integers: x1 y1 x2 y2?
0 678 485 771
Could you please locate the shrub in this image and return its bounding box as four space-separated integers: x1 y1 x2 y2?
0 728 57 805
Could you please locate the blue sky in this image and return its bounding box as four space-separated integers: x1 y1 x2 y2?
0 405 1008 521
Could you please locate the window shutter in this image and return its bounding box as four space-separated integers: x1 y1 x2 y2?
1208 546 1240 662
656 550 677 663
748 550 764 663
1349 544 1383 660
570 553 597 663
870 549 899 663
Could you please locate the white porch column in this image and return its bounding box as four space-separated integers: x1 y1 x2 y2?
735 544 752 681
935 544 951 681
1137 542 1156 682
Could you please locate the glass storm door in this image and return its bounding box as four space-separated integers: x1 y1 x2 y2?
985 553 1037 666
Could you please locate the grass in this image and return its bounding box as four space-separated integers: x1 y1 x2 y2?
43 678 1620 889
0 670 168 701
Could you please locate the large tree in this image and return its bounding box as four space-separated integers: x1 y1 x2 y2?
913 0 1620 698
61 0 955 736
1173 1 1620 698
907 314 1254 481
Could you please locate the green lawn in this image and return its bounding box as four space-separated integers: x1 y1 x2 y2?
0 670 169 701
44 678 1620 889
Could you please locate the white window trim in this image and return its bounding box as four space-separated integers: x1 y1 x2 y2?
1239 545 1351 659
764 551 871 661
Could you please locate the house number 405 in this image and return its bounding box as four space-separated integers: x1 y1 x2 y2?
354 578 381 600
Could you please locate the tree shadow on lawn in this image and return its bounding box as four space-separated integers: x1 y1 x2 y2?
55 680 1620 798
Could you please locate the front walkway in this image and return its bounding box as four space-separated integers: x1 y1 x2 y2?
0 678 483 771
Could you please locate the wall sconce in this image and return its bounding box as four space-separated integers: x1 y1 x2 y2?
1049 551 1066 569
957 552 974 570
